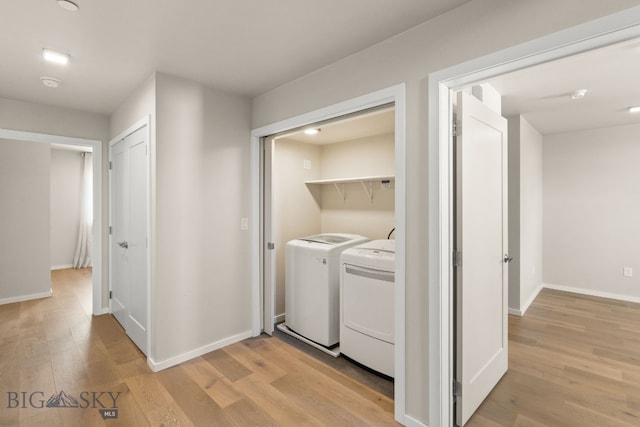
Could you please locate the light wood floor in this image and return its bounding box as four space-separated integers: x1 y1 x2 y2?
0 269 397 426
468 288 640 427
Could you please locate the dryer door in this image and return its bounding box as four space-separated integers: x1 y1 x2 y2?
342 264 395 344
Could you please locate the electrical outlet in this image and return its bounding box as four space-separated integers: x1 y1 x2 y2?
623 267 633 277
240 218 249 230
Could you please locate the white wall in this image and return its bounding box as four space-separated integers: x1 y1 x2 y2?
50 148 83 269
543 123 640 301
251 1 639 422
0 139 51 303
0 97 110 305
273 139 322 318
507 115 543 315
319 134 395 239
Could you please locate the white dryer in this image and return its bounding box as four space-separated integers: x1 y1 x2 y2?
340 239 395 377
285 233 369 347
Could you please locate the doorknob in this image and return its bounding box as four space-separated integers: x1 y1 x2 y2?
504 254 513 263
118 241 128 249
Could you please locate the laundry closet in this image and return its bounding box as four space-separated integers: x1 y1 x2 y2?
268 107 396 376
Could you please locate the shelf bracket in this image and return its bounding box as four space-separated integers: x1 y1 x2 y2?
360 180 373 204
333 182 346 201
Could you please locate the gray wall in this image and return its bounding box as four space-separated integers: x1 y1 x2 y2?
50 148 83 269
508 115 543 315
251 1 639 422
0 139 51 302
0 97 110 305
154 73 253 363
111 72 253 365
543 123 640 300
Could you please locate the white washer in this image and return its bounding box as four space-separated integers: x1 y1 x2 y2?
340 239 395 377
285 233 369 347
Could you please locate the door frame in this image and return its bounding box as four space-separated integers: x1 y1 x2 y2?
0 128 103 314
108 116 152 357
427 7 640 427
250 84 407 423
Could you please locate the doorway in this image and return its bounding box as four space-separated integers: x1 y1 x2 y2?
428 10 640 427
251 84 407 422
0 128 103 314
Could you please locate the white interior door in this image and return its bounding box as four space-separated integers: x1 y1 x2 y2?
262 136 276 335
455 91 509 426
110 125 149 355
111 139 128 328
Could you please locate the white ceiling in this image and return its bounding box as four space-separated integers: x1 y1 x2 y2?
487 37 640 135
0 0 472 115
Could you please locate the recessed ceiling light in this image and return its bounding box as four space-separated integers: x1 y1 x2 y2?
304 128 321 135
569 89 588 100
43 49 69 65
629 106 640 114
57 0 79 12
40 76 62 88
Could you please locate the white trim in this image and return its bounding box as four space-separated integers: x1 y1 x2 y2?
428 7 640 427
508 284 543 317
93 307 110 315
0 289 52 306
274 313 285 324
521 284 544 315
0 128 103 316
108 115 152 360
147 330 253 372
51 264 74 271
250 84 407 425
543 283 640 305
403 414 428 427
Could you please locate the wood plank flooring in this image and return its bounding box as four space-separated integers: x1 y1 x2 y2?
468 288 640 427
0 269 397 426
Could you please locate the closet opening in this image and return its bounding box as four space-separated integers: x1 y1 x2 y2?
262 104 397 399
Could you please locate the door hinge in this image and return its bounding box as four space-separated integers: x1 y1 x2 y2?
109 161 112 170
109 226 112 235
267 242 275 250
453 380 462 397
453 121 461 137
109 290 112 299
453 250 462 267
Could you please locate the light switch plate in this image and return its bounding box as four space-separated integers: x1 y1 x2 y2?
241 218 249 230
623 267 633 277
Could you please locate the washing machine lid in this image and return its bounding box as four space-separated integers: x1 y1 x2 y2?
341 239 395 271
299 233 367 246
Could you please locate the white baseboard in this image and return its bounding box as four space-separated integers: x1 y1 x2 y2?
509 284 544 317
51 264 73 271
147 330 253 372
403 414 428 427
0 289 52 306
274 313 285 324
93 307 110 315
543 283 640 304
508 307 523 316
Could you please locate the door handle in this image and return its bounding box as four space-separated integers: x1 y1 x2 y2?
118 241 128 249
504 254 513 263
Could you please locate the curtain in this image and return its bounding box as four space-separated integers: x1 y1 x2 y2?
73 152 93 268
